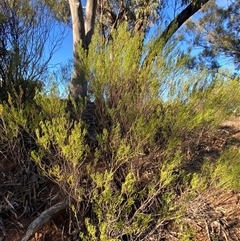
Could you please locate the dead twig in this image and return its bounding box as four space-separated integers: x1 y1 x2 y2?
21 201 68 241
205 219 211 241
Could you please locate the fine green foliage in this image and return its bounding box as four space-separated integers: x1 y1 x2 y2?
1 21 240 240
213 147 240 190
185 0 240 70
80 170 153 240
30 91 89 201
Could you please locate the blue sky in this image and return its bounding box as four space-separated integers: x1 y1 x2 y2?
49 28 73 67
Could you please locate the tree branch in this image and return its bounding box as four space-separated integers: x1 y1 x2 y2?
142 0 210 68
21 201 68 241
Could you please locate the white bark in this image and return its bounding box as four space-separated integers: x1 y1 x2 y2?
68 0 97 99
85 0 97 46
68 0 85 46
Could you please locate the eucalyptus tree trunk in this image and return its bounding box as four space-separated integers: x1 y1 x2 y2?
67 0 209 99
68 0 97 99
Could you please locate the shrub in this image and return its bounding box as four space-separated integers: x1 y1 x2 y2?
1 22 240 240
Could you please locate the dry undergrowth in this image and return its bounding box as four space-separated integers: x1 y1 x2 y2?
185 189 240 241
181 117 240 241
0 117 240 241
221 116 240 140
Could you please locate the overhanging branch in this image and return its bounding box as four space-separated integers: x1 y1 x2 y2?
142 0 210 68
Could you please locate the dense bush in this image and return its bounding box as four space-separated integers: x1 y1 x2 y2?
1 24 240 240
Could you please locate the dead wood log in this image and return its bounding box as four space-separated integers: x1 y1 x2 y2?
21 201 68 241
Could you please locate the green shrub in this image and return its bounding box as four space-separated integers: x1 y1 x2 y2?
31 24 240 239
1 22 240 240
213 147 240 190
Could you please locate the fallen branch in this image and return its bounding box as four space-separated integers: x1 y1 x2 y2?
21 201 68 241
